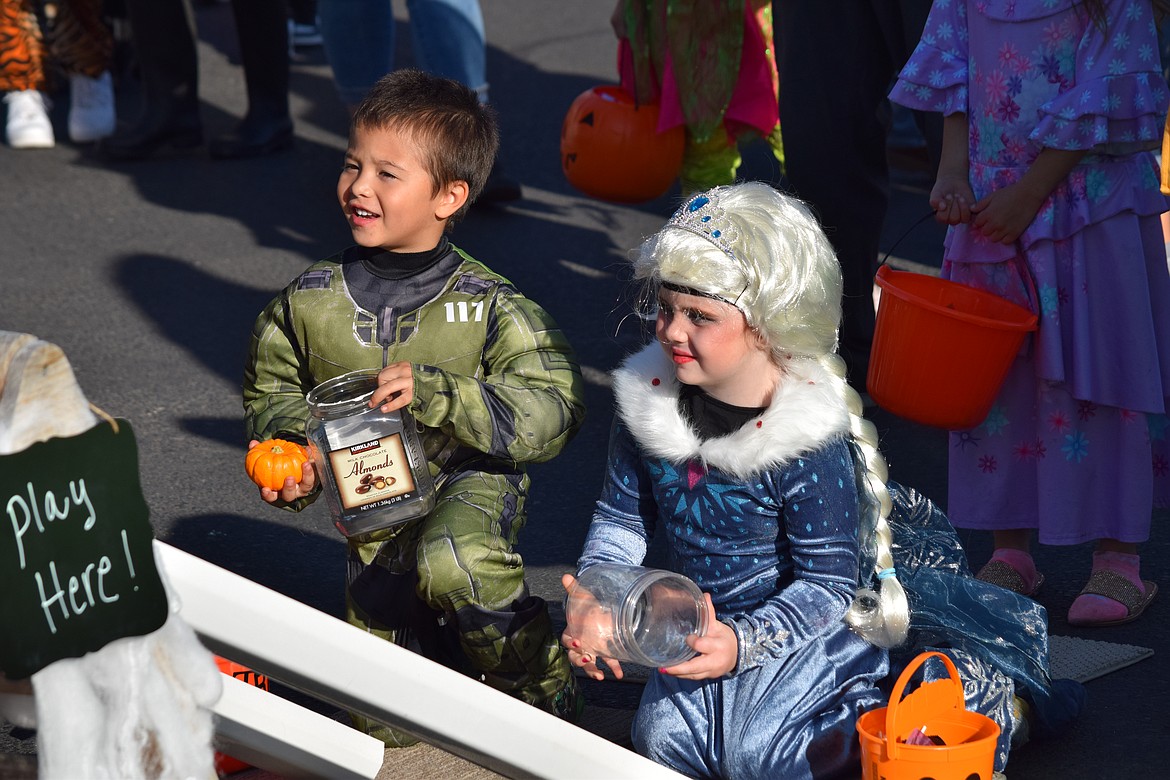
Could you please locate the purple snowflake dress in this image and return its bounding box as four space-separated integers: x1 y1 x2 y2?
890 0 1170 543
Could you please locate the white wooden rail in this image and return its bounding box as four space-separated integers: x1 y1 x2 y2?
211 669 384 779
158 541 682 780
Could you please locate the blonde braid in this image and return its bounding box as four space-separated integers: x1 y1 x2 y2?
818 354 910 648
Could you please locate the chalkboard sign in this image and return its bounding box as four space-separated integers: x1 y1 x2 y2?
0 420 168 679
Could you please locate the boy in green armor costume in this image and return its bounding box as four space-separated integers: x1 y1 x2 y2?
242 69 587 744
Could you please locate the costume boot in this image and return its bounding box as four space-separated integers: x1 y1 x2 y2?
100 0 202 159
344 558 425 747
210 0 293 158
457 595 583 722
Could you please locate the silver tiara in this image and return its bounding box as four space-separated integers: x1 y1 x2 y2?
665 191 740 262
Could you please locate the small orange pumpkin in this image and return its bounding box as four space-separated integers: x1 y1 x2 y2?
560 85 685 204
245 439 309 491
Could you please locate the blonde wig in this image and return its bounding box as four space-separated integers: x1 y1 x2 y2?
632 182 909 648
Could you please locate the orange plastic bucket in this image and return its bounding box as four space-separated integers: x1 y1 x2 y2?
856 651 1001 780
867 264 1038 429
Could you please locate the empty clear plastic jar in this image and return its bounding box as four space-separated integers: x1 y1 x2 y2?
564 563 709 667
305 369 436 537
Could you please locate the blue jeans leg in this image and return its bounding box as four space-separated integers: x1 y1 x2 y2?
406 0 487 101
318 0 486 107
318 0 396 107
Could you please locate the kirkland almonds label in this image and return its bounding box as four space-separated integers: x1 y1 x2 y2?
327 434 416 512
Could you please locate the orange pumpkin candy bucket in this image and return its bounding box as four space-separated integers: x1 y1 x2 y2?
856 651 1001 780
560 85 685 204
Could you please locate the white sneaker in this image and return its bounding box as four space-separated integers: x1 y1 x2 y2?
4 90 54 149
68 71 115 143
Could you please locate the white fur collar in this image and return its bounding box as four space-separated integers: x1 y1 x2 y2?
611 344 853 479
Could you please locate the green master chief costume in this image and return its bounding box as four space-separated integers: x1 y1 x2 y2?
243 239 587 743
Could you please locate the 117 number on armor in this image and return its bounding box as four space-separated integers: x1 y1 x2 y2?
444 301 484 323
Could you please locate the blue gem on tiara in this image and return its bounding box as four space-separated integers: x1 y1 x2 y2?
667 191 739 261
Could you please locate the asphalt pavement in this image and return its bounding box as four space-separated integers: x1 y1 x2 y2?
1 2 1167 777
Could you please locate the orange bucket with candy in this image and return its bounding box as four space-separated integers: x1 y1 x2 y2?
856 651 1000 780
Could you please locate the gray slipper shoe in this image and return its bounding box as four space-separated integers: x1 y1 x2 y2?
975 558 1044 598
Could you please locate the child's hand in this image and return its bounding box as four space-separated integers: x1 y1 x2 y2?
659 593 737 680
971 182 1043 245
561 573 625 681
369 361 414 412
249 439 317 504
929 175 975 225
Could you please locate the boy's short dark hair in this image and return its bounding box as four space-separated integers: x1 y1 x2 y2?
351 69 499 225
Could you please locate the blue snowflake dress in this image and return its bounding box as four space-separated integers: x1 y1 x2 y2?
575 345 1072 777
890 0 1170 542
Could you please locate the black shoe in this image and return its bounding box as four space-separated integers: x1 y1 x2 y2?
477 164 522 204
209 116 294 160
98 113 203 160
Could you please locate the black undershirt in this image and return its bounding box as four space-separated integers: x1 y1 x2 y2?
358 236 450 280
678 383 767 441
343 237 461 318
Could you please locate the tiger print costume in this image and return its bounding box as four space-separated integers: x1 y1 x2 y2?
0 0 112 93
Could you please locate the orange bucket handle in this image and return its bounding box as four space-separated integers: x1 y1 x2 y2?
885 651 966 762
878 214 1039 318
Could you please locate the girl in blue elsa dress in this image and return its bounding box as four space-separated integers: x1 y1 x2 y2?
561 182 1083 779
